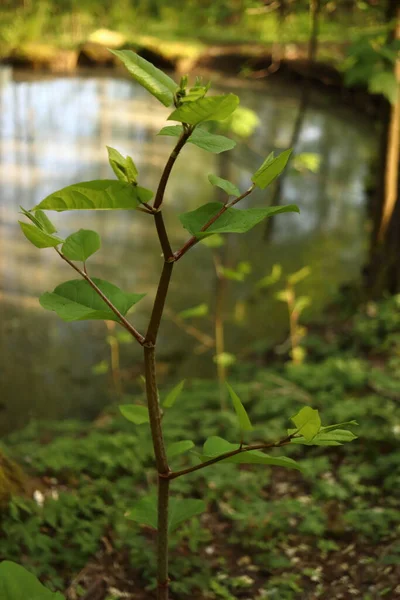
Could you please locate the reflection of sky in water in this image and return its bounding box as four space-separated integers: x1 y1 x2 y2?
0 72 374 431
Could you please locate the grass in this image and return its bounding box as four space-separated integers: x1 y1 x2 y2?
0 294 399 598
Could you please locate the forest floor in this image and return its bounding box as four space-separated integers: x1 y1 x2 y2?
1 294 400 599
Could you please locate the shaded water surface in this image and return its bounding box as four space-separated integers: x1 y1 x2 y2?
0 70 374 432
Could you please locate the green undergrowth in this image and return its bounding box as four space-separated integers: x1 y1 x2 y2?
0 295 399 598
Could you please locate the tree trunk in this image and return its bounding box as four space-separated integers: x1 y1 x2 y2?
365 1 400 297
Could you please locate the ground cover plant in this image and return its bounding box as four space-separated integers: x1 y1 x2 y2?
3 50 360 598
1 295 399 598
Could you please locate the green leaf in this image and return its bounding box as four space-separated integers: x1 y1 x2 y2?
0 561 65 600
208 174 240 197
109 49 178 107
179 303 209 319
167 440 194 459
290 407 321 441
369 71 398 104
159 125 236 154
289 429 358 446
218 267 245 282
168 498 206 533
163 380 186 408
214 352 236 367
201 436 300 470
39 278 145 322
293 296 311 315
252 149 292 189
256 264 282 289
319 420 358 433
119 404 149 425
179 202 299 237
61 229 101 262
200 233 225 248
19 222 63 249
127 496 206 533
127 495 158 529
34 180 153 211
226 383 253 432
168 94 239 125
107 146 138 184
287 266 311 285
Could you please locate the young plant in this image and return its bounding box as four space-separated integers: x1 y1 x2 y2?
14 51 358 600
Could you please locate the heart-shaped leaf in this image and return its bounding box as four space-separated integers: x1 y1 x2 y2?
62 229 101 262
39 278 145 322
290 407 321 441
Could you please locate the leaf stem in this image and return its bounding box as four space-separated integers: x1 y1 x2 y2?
153 129 192 210
55 249 145 345
168 435 295 480
174 185 255 261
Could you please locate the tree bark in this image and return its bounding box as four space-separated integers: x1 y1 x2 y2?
365 1 400 297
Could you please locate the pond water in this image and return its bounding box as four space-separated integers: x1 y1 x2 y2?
0 69 374 433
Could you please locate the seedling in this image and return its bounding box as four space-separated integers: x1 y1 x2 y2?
13 51 357 600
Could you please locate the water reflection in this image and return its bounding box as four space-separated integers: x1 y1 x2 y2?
0 72 373 432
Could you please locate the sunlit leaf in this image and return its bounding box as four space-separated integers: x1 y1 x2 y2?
0 561 65 600
289 429 358 446
208 174 240 197
201 436 301 470
34 180 153 211
107 146 138 184
168 94 239 125
226 383 253 431
19 222 63 249
163 380 186 408
40 278 145 322
159 125 236 154
213 352 236 367
62 229 101 262
369 71 398 104
119 404 149 425
256 264 282 289
179 303 209 319
179 202 299 237
290 407 321 441
110 49 178 107
287 266 311 285
252 149 292 189
167 440 194 459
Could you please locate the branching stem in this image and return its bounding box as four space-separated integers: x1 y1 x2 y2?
55 249 145 345
169 435 295 480
174 185 255 261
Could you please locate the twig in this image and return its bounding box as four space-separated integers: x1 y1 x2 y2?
174 185 255 261
55 249 145 345
169 434 296 480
